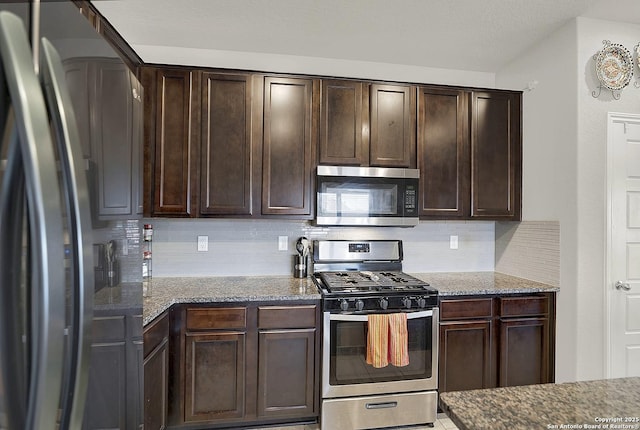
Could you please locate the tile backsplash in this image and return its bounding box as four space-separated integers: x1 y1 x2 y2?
146 219 496 277
495 221 560 287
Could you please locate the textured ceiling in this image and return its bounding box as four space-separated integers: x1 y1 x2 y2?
93 0 640 73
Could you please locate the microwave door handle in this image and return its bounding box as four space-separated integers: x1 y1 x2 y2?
39 37 95 430
0 129 29 430
329 310 434 322
0 12 66 430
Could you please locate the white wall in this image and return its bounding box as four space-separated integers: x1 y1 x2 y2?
496 20 579 383
147 219 495 277
135 44 496 89
575 17 640 380
496 17 640 382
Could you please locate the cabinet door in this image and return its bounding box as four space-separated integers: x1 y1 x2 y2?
499 317 550 387
470 91 521 219
417 87 468 218
257 329 316 419
62 58 92 159
439 321 495 393
262 77 316 215
152 69 196 216
200 73 253 215
369 84 415 168
184 332 246 422
319 80 367 166
144 337 168 430
92 60 138 218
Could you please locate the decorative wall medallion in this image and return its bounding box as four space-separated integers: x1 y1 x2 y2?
593 40 633 99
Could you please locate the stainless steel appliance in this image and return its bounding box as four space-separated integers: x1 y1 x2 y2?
312 240 439 430
316 165 419 227
0 2 140 428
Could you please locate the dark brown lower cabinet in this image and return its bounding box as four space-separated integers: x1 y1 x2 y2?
439 293 555 393
172 302 320 428
144 312 169 430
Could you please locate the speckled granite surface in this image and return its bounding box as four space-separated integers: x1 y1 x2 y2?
411 272 559 296
440 377 640 430
143 276 320 325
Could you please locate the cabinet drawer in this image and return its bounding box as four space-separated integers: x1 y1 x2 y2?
440 298 493 320
258 305 317 329
144 312 169 357
499 296 548 317
186 307 247 330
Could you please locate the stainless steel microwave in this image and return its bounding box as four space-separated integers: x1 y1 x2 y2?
316 165 419 226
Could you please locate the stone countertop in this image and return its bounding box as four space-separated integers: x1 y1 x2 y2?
439 377 640 430
143 276 320 326
411 272 559 296
142 272 558 326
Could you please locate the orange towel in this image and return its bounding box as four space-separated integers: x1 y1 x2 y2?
366 313 409 368
388 313 409 367
366 314 389 368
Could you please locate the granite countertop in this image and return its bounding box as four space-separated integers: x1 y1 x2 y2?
411 272 559 296
143 276 320 326
440 377 640 430
142 272 558 326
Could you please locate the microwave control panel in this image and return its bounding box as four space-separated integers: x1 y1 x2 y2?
404 185 417 216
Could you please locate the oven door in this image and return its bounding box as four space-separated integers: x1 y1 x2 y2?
322 308 438 398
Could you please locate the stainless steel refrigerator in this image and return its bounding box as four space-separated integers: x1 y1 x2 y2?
0 1 142 429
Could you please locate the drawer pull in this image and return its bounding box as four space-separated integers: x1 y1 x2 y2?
365 401 398 410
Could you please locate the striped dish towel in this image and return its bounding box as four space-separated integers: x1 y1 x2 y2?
388 313 409 367
366 313 410 368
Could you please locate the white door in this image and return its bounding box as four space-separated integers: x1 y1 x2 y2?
607 112 640 378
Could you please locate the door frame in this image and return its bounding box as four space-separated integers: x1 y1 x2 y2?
604 111 640 378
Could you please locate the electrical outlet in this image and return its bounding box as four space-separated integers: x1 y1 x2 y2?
450 235 459 250
278 236 288 251
197 235 208 252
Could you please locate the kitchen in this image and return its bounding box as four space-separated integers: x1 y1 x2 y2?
1 0 639 429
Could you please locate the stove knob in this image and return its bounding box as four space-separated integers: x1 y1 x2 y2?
355 299 365 312
340 299 349 311
379 298 389 310
417 297 426 308
402 297 412 309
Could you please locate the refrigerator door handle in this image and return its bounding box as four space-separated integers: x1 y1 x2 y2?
0 12 66 430
39 37 95 430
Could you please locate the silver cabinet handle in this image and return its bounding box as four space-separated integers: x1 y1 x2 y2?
615 281 631 291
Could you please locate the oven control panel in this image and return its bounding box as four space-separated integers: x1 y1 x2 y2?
324 294 438 313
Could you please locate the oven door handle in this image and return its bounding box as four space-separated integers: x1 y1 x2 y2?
328 309 433 322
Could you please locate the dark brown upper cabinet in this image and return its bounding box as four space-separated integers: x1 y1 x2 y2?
470 91 521 219
319 80 368 166
199 72 253 216
144 68 198 217
417 87 468 218
369 83 416 168
261 76 317 216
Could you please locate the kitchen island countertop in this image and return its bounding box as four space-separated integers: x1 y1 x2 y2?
439 377 640 430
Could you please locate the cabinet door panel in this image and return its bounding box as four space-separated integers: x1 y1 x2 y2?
439 321 495 393
262 77 315 215
93 61 135 216
153 69 193 216
258 329 316 418
144 338 168 430
370 84 415 167
200 73 252 215
471 91 521 219
184 332 246 422
499 317 550 387
418 87 468 218
320 80 366 165
63 59 92 158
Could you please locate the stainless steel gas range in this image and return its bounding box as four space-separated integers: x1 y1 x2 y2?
312 240 439 430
